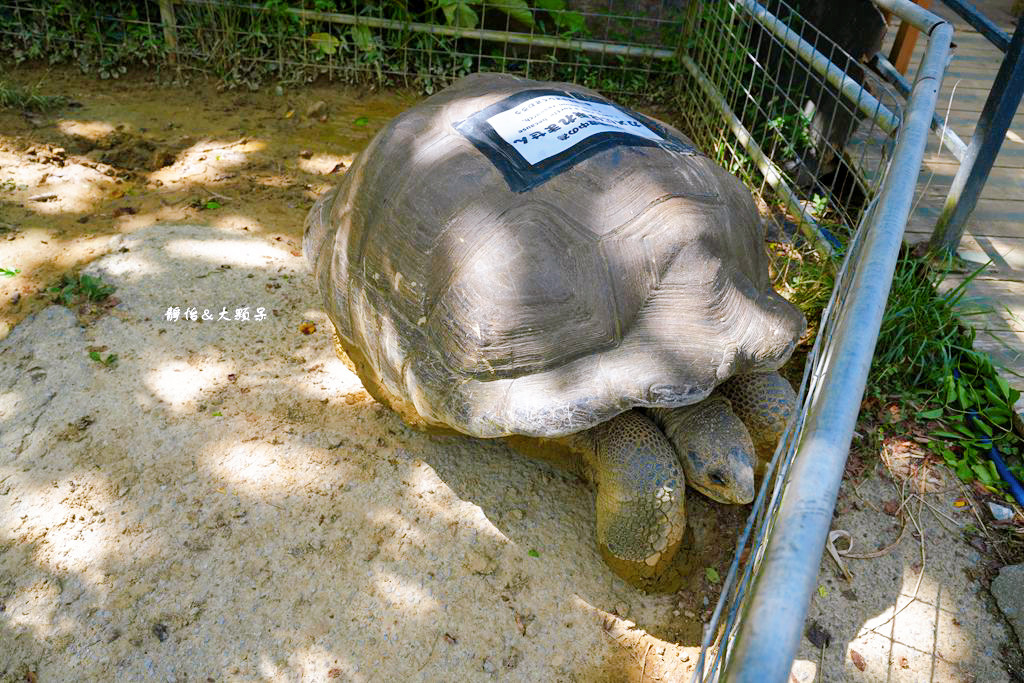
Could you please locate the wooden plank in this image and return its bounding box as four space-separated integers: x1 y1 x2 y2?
912 162 1024 200
907 203 1024 237
972 330 1024 381
903 233 1024 276
922 143 1024 170
936 278 1024 332
888 0 932 74
935 88 1024 114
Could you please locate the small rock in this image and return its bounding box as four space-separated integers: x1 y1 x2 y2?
306 100 328 119
805 619 831 648
992 564 1024 648
684 610 696 619
10 292 20 305
482 658 496 674
988 502 1014 521
299 149 313 159
465 550 495 575
614 601 629 618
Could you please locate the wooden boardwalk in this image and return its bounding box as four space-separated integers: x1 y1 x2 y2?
885 1 1024 389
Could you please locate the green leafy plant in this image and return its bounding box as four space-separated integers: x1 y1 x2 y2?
535 0 585 35
1 267 20 277
49 273 116 305
868 252 1024 491
0 80 68 111
89 350 118 367
431 0 534 30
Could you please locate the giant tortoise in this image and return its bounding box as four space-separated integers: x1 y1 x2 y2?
304 73 805 588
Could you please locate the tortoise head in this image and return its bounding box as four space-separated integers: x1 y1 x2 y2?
647 396 756 504
683 442 755 504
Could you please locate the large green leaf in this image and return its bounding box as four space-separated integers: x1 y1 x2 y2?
309 32 342 56
438 0 479 28
350 25 376 52
484 0 534 27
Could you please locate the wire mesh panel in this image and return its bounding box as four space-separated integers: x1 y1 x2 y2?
678 1 948 679
0 1 166 78
0 0 687 100
677 1 904 677
678 0 900 253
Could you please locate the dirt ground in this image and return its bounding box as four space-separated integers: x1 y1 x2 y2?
0 65 1021 681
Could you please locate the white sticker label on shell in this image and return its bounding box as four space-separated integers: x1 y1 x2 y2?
485 95 664 166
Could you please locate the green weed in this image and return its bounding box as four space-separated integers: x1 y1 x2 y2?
867 252 1024 492
0 80 68 111
49 273 116 305
89 350 118 367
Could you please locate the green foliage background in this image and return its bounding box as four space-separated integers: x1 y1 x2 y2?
0 0 679 96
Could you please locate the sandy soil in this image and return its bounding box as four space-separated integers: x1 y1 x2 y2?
0 66 1021 681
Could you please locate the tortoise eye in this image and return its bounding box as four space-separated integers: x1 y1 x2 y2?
709 472 726 486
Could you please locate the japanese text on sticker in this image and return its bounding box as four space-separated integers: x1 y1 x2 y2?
486 95 663 165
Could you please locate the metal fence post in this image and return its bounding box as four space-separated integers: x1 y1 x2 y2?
158 0 178 64
930 16 1024 255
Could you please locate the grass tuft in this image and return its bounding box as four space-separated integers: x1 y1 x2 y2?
0 80 68 112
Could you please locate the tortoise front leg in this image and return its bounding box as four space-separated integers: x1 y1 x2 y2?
569 410 687 587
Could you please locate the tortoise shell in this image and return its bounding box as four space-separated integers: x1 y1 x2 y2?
305 73 805 438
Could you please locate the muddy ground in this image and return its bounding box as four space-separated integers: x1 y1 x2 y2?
0 66 1021 681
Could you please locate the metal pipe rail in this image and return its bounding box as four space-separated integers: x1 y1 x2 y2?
739 0 901 135
870 51 968 162
712 0 952 679
680 54 835 256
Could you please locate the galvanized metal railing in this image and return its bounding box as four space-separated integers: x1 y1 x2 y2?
682 1 952 679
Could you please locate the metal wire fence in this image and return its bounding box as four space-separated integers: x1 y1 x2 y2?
0 0 948 678
0 0 687 96
678 0 901 255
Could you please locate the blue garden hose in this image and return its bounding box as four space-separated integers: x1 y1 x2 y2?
966 409 1024 507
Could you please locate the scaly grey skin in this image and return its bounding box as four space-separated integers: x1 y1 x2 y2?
562 411 687 587
557 372 795 585
647 395 757 505
716 371 797 461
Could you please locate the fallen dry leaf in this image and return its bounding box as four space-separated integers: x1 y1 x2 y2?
900 656 910 669
883 500 900 516
850 648 866 671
